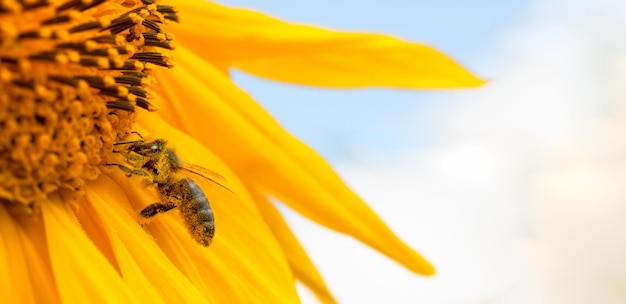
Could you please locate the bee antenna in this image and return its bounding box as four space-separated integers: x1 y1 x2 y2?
131 131 144 139
114 139 144 146
114 132 145 146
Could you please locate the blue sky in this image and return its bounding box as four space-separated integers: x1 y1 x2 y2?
214 1 545 303
219 0 530 162
209 1 626 303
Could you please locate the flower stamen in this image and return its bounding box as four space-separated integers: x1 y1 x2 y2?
0 0 178 209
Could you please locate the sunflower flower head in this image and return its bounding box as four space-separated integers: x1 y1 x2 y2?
1 1 483 303
0 0 172 208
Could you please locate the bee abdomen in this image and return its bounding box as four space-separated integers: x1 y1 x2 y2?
178 178 215 246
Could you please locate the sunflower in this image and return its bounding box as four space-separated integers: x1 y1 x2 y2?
0 0 482 303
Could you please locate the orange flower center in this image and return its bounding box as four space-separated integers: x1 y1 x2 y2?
0 0 177 209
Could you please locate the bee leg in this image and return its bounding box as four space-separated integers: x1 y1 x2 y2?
139 202 177 219
106 163 150 178
105 163 133 177
126 152 146 163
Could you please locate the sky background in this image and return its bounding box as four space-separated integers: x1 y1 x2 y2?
217 1 626 303
220 0 529 161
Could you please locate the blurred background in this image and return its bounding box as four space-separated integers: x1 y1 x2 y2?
220 0 626 303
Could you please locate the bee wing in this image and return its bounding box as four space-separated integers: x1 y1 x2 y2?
179 163 233 193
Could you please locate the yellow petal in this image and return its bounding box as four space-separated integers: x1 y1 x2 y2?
152 48 435 275
0 206 54 304
131 115 300 303
5 208 60 303
81 178 206 304
41 199 140 303
173 0 483 88
0 206 33 303
251 190 337 304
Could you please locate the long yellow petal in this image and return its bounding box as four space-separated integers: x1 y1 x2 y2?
5 208 60 303
173 0 483 88
251 190 337 304
0 206 38 304
132 115 301 303
151 47 434 275
41 200 140 303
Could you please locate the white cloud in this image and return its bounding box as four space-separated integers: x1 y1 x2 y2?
284 0 626 302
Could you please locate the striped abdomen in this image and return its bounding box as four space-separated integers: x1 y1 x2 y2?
164 178 215 246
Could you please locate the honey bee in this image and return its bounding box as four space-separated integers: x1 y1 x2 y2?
110 136 228 247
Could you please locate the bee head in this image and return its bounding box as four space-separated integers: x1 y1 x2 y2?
148 139 167 154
